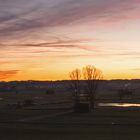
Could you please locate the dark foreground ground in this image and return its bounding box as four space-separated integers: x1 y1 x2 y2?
0 106 140 140
0 89 140 140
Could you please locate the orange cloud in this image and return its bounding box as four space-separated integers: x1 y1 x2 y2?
0 70 19 80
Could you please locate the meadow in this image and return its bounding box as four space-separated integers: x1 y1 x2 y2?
0 84 140 140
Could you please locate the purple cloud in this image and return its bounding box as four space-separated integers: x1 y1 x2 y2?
0 0 140 38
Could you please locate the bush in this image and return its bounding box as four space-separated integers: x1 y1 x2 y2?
74 103 90 113
46 88 55 94
23 99 34 106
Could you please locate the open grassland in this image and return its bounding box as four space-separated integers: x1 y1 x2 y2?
0 90 140 140
0 105 140 139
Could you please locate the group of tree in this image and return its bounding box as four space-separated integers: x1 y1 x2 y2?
69 65 103 111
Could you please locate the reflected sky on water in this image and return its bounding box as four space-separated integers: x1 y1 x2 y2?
98 103 140 107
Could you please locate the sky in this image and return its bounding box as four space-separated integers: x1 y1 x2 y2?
0 0 140 81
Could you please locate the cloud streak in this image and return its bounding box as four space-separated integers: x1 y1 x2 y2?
0 70 19 80
0 0 140 38
0 37 96 55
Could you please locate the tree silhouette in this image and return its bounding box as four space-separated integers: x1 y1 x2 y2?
83 65 102 110
69 69 81 104
69 65 103 112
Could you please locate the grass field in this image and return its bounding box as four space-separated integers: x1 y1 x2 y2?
0 106 140 139
0 91 140 140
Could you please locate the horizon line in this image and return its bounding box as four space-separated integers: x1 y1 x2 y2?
1 79 140 82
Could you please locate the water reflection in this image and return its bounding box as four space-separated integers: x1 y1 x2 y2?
98 103 140 107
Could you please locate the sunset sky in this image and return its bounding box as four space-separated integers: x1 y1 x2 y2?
0 0 140 81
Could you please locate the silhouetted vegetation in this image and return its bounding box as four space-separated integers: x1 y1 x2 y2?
23 99 34 106
46 88 55 94
69 65 103 112
69 69 81 104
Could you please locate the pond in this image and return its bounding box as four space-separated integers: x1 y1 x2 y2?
98 103 140 107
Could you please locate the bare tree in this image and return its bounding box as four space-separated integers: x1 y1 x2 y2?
69 69 81 104
82 65 102 110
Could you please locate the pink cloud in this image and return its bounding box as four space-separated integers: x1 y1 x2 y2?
0 0 140 38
